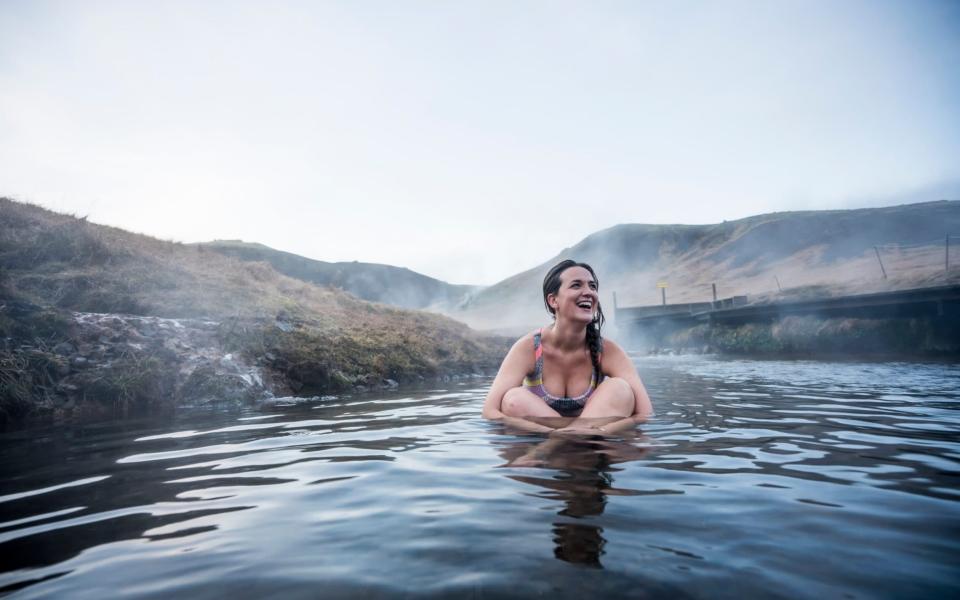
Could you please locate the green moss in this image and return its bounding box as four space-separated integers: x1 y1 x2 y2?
0 304 73 341
180 364 259 405
73 351 177 414
0 349 48 421
216 315 506 396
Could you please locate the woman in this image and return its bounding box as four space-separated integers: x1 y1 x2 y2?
482 259 653 435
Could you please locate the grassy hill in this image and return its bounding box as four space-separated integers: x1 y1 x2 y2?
198 240 478 311
453 201 960 331
0 198 508 422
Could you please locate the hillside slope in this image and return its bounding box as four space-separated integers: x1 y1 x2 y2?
452 201 960 330
200 240 478 311
0 198 507 422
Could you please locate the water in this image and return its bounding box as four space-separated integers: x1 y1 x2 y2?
1 356 958 598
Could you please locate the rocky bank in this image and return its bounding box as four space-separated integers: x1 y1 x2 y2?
0 302 499 424
0 199 509 425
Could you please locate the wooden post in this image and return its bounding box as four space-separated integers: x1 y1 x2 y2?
656 281 668 305
874 245 887 279
712 283 717 303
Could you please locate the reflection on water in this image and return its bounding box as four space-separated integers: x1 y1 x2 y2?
497 435 650 568
0 357 958 599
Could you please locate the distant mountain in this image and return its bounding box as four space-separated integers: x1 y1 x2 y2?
198 240 480 311
452 201 960 331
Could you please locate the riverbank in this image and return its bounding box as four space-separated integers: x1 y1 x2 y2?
0 199 509 424
639 315 960 357
0 301 506 424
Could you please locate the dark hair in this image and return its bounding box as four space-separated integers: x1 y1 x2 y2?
542 259 605 379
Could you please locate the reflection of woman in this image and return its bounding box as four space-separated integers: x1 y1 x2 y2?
498 435 651 568
483 260 653 434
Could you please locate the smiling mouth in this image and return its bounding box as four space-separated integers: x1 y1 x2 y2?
576 300 593 309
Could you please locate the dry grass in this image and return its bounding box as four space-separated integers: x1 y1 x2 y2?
452 202 960 329
0 198 510 420
0 198 491 327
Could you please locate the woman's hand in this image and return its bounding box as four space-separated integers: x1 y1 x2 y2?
552 423 606 436
501 416 555 434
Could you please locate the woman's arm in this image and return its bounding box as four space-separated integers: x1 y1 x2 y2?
601 339 653 421
482 336 553 432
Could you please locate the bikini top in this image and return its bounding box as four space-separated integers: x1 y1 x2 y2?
522 328 603 405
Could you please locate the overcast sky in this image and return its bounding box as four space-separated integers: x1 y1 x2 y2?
1 1 958 285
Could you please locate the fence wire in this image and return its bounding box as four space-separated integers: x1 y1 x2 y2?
874 235 959 277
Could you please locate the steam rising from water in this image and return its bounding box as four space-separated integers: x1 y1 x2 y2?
447 203 960 332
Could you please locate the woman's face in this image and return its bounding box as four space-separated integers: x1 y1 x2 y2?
549 266 599 323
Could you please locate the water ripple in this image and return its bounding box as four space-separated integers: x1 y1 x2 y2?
0 363 957 598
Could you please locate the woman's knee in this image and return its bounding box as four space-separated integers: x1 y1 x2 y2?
598 377 635 411
502 387 536 416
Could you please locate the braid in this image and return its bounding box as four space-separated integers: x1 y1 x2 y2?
586 313 605 383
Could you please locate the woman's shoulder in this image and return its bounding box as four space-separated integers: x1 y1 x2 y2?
598 337 627 359
510 329 541 352
502 330 539 373
600 336 622 350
